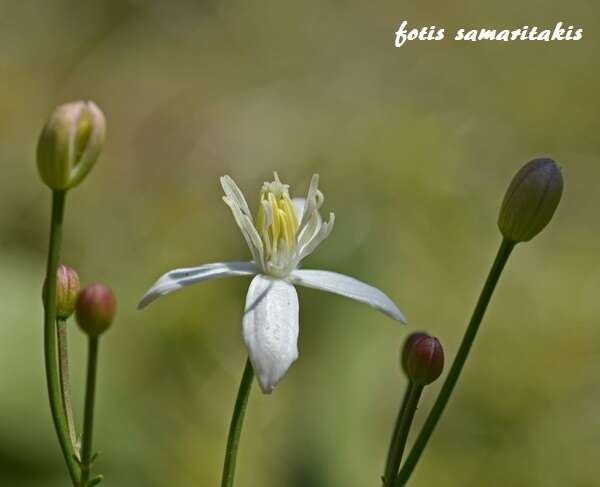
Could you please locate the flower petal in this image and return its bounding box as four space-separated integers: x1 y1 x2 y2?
289 269 406 323
222 196 265 268
138 261 258 309
221 175 265 268
292 197 306 221
243 275 299 393
297 212 335 261
220 175 253 218
295 198 323 250
298 174 322 230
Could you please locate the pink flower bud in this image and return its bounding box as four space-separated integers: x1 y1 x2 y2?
76 284 116 336
43 264 80 320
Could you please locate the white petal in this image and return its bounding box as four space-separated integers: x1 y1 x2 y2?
138 261 258 309
292 197 306 221
297 212 335 261
298 174 321 230
220 175 253 218
222 196 265 269
289 269 406 323
243 275 299 393
296 203 323 249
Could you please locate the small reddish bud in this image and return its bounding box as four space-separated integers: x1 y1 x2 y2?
43 264 80 319
401 332 429 375
75 284 116 336
403 334 444 385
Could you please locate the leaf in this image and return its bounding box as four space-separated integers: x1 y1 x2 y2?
86 474 103 486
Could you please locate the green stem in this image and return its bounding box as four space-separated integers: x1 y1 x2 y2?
80 336 100 486
395 238 515 486
57 318 79 458
383 382 423 487
221 358 254 487
43 190 80 485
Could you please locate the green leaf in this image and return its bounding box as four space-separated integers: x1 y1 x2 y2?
86 474 103 486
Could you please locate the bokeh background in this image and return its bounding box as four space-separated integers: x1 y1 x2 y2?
1 1 598 486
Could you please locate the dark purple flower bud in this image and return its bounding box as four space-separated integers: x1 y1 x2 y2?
403 334 444 385
498 158 563 243
401 332 429 375
76 284 116 336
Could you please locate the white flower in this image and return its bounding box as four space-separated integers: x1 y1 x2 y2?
138 173 406 393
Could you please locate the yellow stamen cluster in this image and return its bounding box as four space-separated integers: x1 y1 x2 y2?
256 174 299 261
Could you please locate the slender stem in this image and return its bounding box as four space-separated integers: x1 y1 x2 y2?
221 358 255 487
80 336 100 486
43 190 80 485
383 382 423 487
395 238 515 486
383 383 412 485
57 318 80 458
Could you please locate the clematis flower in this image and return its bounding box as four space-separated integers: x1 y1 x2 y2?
138 173 406 393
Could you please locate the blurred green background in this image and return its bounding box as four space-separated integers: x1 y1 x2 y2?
1 1 598 486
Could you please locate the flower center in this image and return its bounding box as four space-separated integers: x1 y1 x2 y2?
255 173 299 264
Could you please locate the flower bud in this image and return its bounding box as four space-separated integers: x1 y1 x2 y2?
76 284 116 336
403 334 444 385
401 332 428 375
43 264 80 319
498 158 563 243
36 101 106 190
